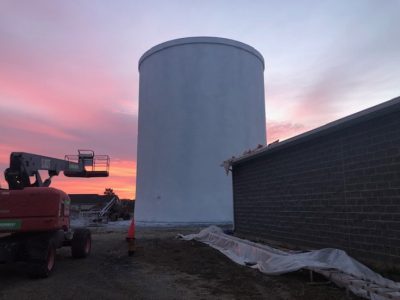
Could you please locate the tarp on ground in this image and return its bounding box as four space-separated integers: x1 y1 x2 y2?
179 226 400 300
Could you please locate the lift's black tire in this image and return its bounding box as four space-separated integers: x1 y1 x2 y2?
27 239 56 278
71 228 91 258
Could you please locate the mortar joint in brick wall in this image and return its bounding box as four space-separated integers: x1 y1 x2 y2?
340 135 352 252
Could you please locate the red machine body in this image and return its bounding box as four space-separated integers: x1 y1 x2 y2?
0 187 70 233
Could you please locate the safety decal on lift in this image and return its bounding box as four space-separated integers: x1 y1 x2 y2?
0 220 22 230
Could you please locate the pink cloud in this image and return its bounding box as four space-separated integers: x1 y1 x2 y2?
267 121 307 144
0 8 138 198
0 114 80 141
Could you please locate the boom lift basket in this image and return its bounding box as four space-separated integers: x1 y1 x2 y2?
64 150 109 177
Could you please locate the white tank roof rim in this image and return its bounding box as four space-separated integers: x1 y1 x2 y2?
138 36 265 70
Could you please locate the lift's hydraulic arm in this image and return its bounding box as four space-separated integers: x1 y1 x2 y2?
4 150 109 190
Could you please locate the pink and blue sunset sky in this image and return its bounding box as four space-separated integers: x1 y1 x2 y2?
1 0 399 199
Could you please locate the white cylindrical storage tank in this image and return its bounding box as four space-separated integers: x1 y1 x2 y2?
135 37 266 223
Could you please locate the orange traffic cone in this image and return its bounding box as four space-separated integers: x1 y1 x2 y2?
127 218 135 239
126 218 136 256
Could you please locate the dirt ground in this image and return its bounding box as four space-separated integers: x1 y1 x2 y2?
0 226 361 300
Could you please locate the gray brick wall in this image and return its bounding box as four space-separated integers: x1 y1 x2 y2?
232 107 400 267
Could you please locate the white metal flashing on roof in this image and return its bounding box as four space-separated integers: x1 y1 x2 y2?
139 36 265 70
224 96 400 168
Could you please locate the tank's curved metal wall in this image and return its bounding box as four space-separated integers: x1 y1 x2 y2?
135 37 266 222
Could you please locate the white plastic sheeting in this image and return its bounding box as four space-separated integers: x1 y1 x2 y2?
179 226 400 300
